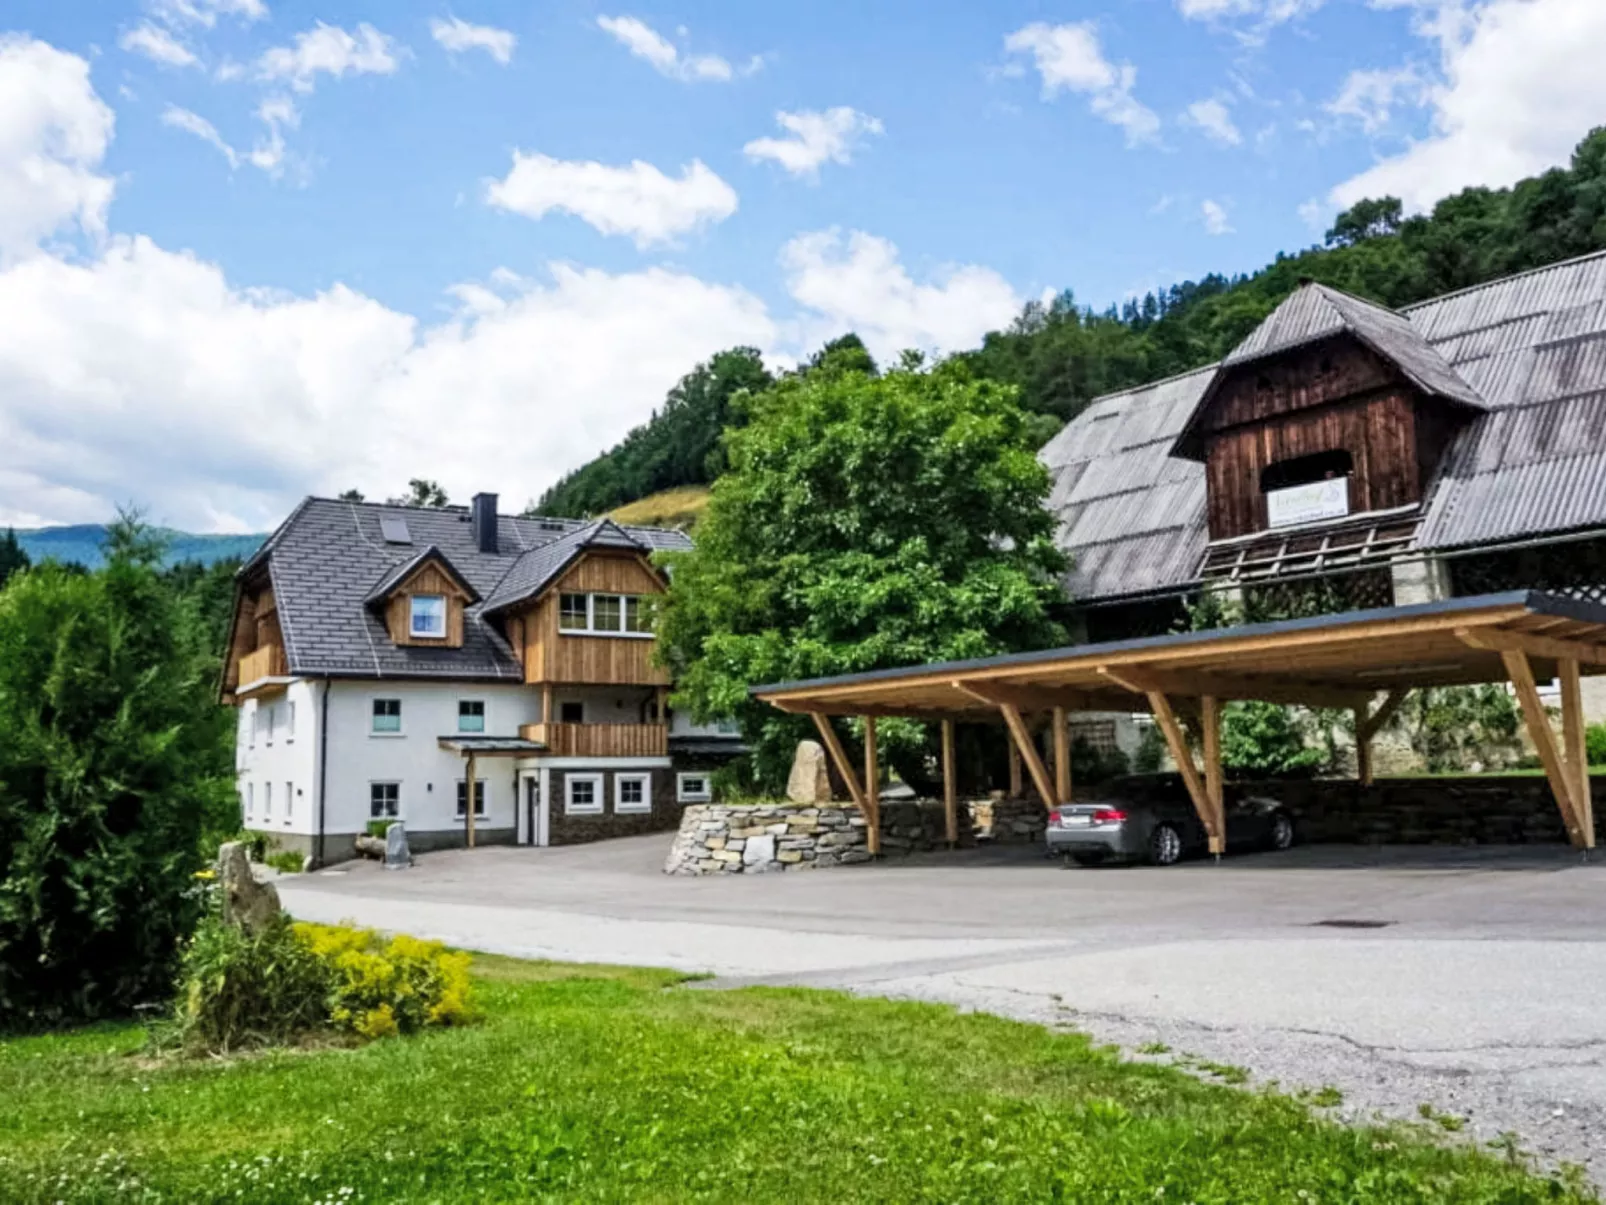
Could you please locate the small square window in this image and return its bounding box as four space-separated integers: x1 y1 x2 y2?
409 594 447 639
372 698 401 734
623 596 651 634
559 701 585 724
370 782 400 819
565 774 603 815
458 700 486 733
559 593 588 631
592 595 622 632
677 773 711 803
455 779 488 817
615 773 651 814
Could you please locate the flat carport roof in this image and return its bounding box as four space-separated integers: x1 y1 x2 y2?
751 591 1605 856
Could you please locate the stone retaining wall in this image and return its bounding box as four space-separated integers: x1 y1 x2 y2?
665 793 1048 875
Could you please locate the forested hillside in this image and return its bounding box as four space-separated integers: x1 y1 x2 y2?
534 128 1606 521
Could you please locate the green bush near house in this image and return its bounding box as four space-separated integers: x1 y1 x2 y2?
2 956 1593 1202
1587 722 1606 767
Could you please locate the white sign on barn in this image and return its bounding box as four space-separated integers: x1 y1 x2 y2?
1266 476 1349 528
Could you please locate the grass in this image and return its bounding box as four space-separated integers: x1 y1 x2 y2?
608 485 711 530
0 955 1594 1203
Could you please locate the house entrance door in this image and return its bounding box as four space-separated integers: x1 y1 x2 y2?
523 773 550 847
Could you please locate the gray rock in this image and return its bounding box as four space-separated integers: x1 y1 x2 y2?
384 822 411 870
786 740 834 804
217 841 281 935
743 834 776 865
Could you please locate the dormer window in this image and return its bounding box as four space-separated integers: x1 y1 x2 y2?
409 594 446 639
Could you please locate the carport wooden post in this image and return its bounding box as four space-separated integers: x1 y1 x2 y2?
999 703 1060 809
466 752 478 849
1355 688 1408 788
941 719 959 847
1502 649 1589 849
809 712 876 854
1200 695 1225 857
1053 706 1071 806
1007 738 1023 798
1561 658 1595 848
863 716 882 856
1147 691 1222 856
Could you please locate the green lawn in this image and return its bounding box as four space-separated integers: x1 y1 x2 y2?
0 957 1593 1203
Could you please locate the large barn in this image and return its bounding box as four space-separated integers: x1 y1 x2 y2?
1040 250 1606 715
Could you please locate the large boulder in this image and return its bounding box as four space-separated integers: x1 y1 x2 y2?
384 822 412 870
786 740 833 804
217 841 282 935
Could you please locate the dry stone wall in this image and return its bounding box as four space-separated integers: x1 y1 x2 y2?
665 793 1047 875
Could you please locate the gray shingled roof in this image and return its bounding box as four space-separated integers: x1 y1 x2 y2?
362 545 481 607
481 518 650 616
1044 250 1606 602
253 499 692 681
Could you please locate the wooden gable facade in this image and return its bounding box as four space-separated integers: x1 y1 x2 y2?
1186 335 1472 543
504 549 671 687
382 560 473 649
223 577 285 701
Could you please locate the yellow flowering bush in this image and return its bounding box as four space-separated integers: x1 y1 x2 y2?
292 922 475 1037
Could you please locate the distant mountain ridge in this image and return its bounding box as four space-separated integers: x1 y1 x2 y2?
10 525 265 570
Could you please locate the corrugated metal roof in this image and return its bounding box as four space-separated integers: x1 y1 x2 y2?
1045 249 1606 600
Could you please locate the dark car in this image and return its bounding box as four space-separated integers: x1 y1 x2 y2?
1046 794 1295 867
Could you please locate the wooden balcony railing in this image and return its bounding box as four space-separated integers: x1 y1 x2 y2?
518 722 668 758
238 643 286 687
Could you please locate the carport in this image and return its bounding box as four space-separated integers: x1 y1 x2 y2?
751 591 1604 856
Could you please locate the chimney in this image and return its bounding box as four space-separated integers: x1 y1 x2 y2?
471 492 499 554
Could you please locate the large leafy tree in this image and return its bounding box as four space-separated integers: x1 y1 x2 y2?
656 357 1068 788
0 517 235 1026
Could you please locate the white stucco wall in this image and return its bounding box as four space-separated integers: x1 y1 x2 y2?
235 681 321 837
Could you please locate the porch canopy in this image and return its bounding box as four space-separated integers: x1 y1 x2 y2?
436 735 547 848
750 591 1606 856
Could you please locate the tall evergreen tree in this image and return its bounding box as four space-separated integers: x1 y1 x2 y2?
0 528 29 590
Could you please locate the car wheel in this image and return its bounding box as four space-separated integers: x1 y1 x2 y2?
1269 811 1295 851
1071 851 1107 868
1148 823 1183 867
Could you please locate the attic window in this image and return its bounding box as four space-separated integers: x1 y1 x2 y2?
380 516 412 544
1262 449 1354 528
1261 449 1353 493
409 594 446 638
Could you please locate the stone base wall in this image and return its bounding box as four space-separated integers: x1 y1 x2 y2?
665 794 1049 875
1112 773 1606 845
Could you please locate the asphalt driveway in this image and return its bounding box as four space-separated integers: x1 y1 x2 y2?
278 836 1606 1183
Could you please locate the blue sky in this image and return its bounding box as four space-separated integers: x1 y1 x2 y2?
1 0 1601 531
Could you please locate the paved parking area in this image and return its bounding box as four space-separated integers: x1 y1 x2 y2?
279 837 1606 1182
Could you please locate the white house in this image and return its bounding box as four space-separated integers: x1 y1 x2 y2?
224 495 738 864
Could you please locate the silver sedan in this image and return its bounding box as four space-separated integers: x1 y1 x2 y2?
1046 795 1295 867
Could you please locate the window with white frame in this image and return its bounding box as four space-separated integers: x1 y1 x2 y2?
264 703 275 745
370 782 400 819
245 781 254 819
458 700 485 733
614 772 651 814
263 781 273 820
676 772 711 802
285 781 293 824
287 701 296 740
556 592 653 637
565 773 603 815
372 698 401 734
409 594 447 639
455 778 488 818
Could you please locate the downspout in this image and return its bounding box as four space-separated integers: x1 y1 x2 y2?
316 676 331 868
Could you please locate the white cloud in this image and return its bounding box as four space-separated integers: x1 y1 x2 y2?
162 106 238 167
430 16 516 64
1201 199 1234 234
1326 66 1423 134
485 153 737 248
596 15 740 82
151 0 268 28
0 35 115 263
743 108 883 178
1297 197 1332 233
1333 0 1606 212
257 22 403 93
1176 0 1326 31
780 229 1022 364
1182 97 1241 145
1003 22 1160 146
119 23 199 68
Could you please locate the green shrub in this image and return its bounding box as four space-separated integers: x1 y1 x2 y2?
169 913 331 1053
1587 721 1606 766
294 923 475 1040
1132 723 1165 774
365 820 391 839
263 850 304 875
1221 701 1323 778
1070 736 1130 784
0 520 235 1029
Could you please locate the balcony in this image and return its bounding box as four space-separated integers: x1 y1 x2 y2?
518 722 668 759
237 643 287 691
